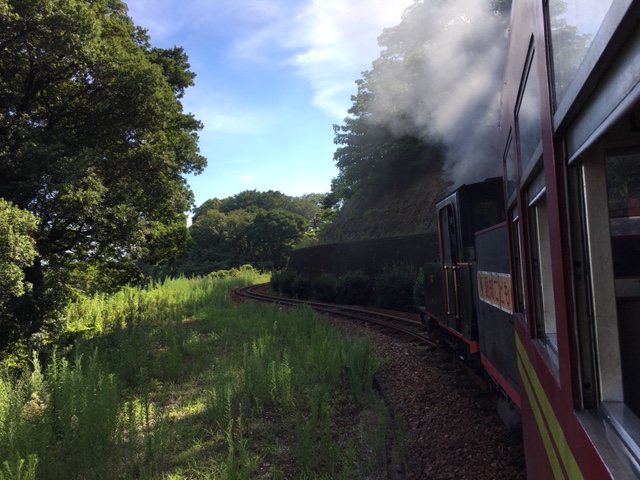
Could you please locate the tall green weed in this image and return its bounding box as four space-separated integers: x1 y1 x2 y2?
0 267 387 479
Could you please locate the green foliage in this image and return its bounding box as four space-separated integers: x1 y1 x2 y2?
0 200 37 305
330 0 444 203
246 210 308 269
270 270 298 296
311 273 338 302
269 271 283 293
338 337 379 406
336 271 371 306
0 274 387 478
0 0 205 355
0 454 38 480
189 208 255 269
188 191 325 273
194 190 324 225
363 208 388 219
373 265 418 312
291 274 312 300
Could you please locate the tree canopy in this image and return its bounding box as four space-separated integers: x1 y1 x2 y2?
185 190 322 274
329 0 511 205
0 0 205 353
330 0 438 202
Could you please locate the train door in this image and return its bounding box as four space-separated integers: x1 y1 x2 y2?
439 202 462 332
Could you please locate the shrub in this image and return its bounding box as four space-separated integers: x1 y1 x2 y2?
291 274 313 300
311 273 338 302
336 271 371 306
270 269 297 295
270 271 281 292
373 265 417 312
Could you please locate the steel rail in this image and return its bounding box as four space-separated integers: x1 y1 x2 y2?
235 283 437 348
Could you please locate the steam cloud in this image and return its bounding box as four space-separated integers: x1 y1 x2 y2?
367 0 510 188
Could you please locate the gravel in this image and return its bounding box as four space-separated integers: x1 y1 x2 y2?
331 313 526 480
233 286 526 479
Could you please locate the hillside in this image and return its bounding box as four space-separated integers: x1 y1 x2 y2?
320 160 450 242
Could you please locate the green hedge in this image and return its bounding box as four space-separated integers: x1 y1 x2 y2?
335 271 371 306
373 265 418 312
270 269 297 295
311 273 338 302
272 267 423 312
291 273 312 300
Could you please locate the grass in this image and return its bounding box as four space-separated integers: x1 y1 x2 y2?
0 267 388 479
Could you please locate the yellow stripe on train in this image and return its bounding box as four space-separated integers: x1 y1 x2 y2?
515 335 583 480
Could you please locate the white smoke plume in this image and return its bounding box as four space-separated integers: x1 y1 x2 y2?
366 0 511 187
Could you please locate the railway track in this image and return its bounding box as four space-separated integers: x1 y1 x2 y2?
235 283 493 394
235 282 437 348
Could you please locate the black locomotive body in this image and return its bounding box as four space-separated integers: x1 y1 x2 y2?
419 177 520 428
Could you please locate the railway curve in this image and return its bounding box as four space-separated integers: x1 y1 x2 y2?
235 283 437 348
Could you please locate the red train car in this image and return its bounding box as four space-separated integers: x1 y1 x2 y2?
500 0 640 477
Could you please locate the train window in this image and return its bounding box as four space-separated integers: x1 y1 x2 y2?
575 109 640 451
578 152 623 406
605 150 640 417
439 204 458 265
546 0 614 107
510 208 526 316
528 187 558 351
504 133 517 203
516 45 542 179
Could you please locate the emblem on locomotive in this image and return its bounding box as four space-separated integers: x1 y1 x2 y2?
477 271 513 314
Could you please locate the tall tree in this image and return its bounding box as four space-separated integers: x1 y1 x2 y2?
330 0 511 203
331 0 437 202
0 0 206 352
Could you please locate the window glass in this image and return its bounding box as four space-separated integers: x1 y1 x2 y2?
504 134 516 200
547 0 614 106
605 151 640 417
516 50 542 177
527 168 546 205
440 205 456 264
528 191 557 350
510 209 526 315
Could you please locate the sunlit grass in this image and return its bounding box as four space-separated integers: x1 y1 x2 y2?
0 266 389 479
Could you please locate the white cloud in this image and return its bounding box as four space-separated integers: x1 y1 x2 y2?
127 0 414 122
126 0 295 41
287 0 413 117
179 80 278 142
225 0 414 118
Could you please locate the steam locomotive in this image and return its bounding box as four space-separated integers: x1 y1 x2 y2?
421 0 640 478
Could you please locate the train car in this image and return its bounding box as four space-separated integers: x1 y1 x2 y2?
498 0 640 477
420 177 505 363
422 0 640 477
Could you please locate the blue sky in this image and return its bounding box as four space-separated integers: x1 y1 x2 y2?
125 0 414 209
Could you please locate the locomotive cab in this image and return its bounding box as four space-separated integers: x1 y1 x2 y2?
421 177 505 358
